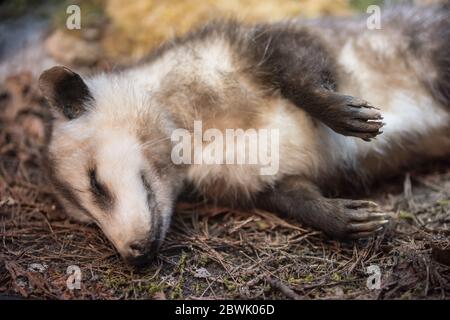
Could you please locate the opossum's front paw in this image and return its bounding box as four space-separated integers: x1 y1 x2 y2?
329 96 385 141
328 200 390 239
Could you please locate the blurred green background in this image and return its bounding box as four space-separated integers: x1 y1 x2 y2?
0 0 386 63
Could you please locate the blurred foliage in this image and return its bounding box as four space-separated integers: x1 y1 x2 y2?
1 0 391 62
0 0 35 18
0 0 59 19
51 0 106 31
350 0 384 11
101 0 353 61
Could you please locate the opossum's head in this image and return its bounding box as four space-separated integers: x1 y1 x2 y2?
39 66 180 266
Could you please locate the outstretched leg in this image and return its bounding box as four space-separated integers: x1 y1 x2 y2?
257 176 390 239
289 90 385 141
250 24 384 141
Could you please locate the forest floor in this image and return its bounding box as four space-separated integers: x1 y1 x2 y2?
0 72 449 300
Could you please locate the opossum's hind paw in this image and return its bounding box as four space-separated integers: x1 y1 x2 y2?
343 200 390 239
331 95 385 141
328 199 390 240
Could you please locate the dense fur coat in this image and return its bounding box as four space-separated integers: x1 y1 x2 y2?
39 4 450 265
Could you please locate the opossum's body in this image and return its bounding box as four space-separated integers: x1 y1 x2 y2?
40 4 450 265
110 4 450 201
303 7 450 189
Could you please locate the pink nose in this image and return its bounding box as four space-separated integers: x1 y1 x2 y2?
124 239 161 267
129 241 147 257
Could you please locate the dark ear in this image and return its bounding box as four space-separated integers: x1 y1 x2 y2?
39 66 92 120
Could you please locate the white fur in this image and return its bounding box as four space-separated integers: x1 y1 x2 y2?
332 39 449 172
48 22 449 260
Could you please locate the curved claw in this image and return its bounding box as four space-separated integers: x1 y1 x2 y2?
349 226 385 239
349 219 390 232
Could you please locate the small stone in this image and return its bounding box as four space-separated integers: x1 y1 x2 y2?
194 267 211 279
27 263 48 273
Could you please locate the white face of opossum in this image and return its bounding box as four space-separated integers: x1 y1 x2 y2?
39 66 177 266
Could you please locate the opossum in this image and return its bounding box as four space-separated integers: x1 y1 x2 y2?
39 4 450 266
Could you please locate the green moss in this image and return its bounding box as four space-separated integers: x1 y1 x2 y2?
400 290 413 300
197 254 209 267
170 251 187 299
103 274 130 291
190 282 202 295
223 278 237 291
143 282 166 296
399 210 414 220
303 273 314 283
331 273 341 282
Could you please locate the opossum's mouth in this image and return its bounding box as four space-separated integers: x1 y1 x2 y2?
100 209 166 267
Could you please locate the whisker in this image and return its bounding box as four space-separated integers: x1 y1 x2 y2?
140 136 172 149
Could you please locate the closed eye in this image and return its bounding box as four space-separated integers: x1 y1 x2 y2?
141 171 156 206
141 172 152 194
89 168 113 209
89 169 103 195
141 171 160 234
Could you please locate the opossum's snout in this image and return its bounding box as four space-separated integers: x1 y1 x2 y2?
96 169 172 267
89 163 173 267
123 237 162 267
